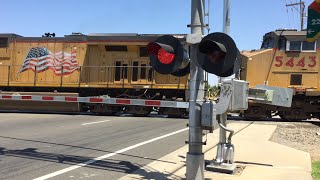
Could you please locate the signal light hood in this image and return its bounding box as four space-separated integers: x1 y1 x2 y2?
147 35 190 76
197 32 241 77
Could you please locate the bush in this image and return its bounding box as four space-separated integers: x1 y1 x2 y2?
312 161 320 180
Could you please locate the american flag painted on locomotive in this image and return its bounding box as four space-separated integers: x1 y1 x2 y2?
18 47 79 76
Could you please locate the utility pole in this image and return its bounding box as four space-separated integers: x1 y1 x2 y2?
286 0 305 30
186 0 205 179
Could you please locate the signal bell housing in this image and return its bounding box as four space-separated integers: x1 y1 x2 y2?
147 35 190 76
197 32 241 77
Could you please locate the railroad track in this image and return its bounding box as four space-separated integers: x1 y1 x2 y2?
1 109 319 124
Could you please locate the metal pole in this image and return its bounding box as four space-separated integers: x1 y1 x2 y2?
223 0 230 34
218 114 227 143
215 114 227 164
220 0 230 148
186 0 205 179
206 0 236 174
219 0 230 84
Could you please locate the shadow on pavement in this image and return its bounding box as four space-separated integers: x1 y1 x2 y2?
234 160 273 167
0 136 175 164
0 147 170 179
0 147 139 173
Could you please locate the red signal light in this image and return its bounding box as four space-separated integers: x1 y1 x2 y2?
147 42 175 65
147 35 189 76
158 48 175 64
207 51 226 64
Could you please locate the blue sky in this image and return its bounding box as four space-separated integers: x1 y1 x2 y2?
1 0 314 85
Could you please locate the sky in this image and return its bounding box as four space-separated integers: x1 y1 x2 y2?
1 0 314 85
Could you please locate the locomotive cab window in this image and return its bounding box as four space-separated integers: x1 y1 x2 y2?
286 41 301 51
286 40 316 52
0 38 9 48
302 41 316 51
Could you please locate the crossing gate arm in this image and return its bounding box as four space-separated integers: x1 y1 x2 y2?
0 94 189 109
0 84 292 110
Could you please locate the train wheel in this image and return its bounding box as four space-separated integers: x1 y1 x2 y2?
312 113 320 119
278 109 307 121
242 106 269 120
125 106 152 116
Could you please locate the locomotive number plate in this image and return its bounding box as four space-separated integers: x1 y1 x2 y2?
274 56 317 68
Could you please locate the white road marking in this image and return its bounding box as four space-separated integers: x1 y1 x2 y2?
33 127 189 180
81 120 110 125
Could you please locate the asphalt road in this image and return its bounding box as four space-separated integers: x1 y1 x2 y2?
0 113 189 180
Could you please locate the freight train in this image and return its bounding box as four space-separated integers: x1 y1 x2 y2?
0 29 318 120
241 29 320 120
0 33 189 116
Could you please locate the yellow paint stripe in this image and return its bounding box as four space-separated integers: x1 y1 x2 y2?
307 32 320 42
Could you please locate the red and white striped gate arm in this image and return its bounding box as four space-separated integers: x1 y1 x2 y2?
0 94 189 109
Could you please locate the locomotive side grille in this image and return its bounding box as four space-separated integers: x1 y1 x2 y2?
0 38 8 48
290 74 302 85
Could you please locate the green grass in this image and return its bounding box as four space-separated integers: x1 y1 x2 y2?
312 161 320 180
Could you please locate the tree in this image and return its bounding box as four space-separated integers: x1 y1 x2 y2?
206 84 220 99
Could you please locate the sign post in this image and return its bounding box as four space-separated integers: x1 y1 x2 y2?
307 0 320 42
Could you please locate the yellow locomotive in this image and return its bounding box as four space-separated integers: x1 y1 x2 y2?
241 29 319 120
0 33 189 116
2 29 318 120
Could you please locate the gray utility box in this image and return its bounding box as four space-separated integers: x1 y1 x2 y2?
201 101 218 131
201 79 249 131
229 80 249 111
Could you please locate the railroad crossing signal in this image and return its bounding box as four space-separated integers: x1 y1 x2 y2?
147 35 190 76
197 32 241 77
307 0 320 42
147 33 240 77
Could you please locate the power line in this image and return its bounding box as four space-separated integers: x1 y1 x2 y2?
286 0 305 30
285 0 292 28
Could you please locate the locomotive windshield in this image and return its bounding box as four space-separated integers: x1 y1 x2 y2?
261 37 274 49
261 32 317 51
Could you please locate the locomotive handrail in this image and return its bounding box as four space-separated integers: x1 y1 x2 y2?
0 64 187 90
